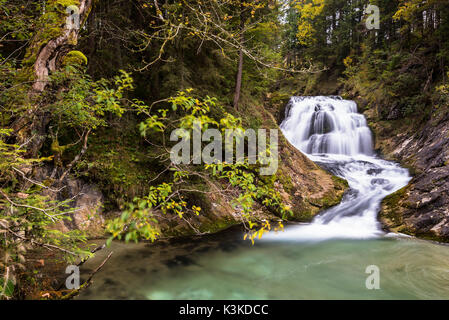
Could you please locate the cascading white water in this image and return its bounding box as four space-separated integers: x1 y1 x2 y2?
266 96 411 241
281 96 374 156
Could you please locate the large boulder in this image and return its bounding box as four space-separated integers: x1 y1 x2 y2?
34 166 105 237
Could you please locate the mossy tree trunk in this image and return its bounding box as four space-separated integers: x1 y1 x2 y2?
13 0 94 156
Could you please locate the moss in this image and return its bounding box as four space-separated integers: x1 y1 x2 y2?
314 192 342 210
160 216 238 238
414 231 449 243
63 50 88 66
259 172 277 188
45 27 63 40
22 12 64 68
276 170 294 193
21 0 85 69
383 186 408 208
161 224 194 238
399 157 420 176
380 186 410 228
332 175 349 191
270 91 292 106
197 216 237 234
50 0 81 11
290 208 314 222
310 176 348 209
71 121 158 210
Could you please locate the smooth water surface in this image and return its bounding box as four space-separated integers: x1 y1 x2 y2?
77 230 449 300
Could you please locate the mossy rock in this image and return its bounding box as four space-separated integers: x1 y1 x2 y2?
332 175 349 191
383 186 408 208
197 216 237 234
289 208 315 222
380 186 410 228
276 170 294 193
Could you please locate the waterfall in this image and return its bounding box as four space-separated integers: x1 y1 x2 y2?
266 96 411 241
281 96 373 156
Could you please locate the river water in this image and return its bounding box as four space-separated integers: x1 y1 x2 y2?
77 97 449 300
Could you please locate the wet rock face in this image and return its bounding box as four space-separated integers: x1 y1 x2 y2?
402 167 449 239
34 166 105 236
58 179 105 236
376 111 449 241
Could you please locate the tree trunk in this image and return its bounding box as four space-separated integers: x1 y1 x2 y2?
33 0 93 93
233 5 245 110
13 0 93 156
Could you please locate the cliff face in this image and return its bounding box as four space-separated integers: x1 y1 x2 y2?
364 105 449 241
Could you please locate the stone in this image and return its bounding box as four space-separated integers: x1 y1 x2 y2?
372 109 449 241
34 166 105 237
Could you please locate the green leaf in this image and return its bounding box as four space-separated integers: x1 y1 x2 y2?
0 278 14 297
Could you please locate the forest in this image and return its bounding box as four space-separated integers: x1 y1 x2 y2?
1 0 449 300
